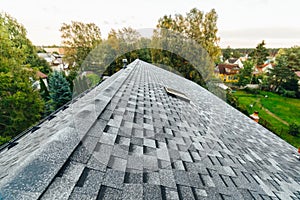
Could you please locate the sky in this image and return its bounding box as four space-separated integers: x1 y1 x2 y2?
1 0 300 48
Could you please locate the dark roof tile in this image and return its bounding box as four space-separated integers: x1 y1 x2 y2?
1 59 300 199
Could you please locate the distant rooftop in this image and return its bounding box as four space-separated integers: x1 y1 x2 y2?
0 59 299 200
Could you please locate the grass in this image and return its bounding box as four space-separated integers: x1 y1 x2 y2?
233 90 300 148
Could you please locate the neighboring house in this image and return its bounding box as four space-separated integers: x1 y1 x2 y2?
38 52 67 72
1 59 299 199
28 69 48 90
37 53 55 63
51 54 65 72
224 57 244 68
215 63 240 83
43 47 65 56
264 56 276 64
239 54 248 62
253 63 274 75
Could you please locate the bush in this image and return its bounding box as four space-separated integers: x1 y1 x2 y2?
0 136 11 146
289 123 300 136
283 90 296 98
244 87 260 94
278 87 297 98
226 91 238 107
237 104 249 115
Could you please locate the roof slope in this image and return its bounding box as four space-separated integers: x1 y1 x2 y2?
0 59 300 200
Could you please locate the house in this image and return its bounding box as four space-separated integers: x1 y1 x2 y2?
0 60 299 199
26 68 48 90
264 56 276 64
38 52 67 72
35 71 48 89
215 63 240 83
43 47 65 56
37 53 55 63
253 63 274 75
239 54 248 62
224 58 244 68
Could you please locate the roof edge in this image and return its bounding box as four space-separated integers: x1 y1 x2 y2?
0 60 139 199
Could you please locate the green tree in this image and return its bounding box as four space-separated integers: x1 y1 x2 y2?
277 46 300 71
250 40 269 66
0 13 44 139
237 60 254 86
60 21 102 68
223 46 232 61
49 71 72 109
268 55 296 92
157 8 221 62
0 13 51 75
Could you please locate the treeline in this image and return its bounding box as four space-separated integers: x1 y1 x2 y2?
222 47 280 61
61 8 221 94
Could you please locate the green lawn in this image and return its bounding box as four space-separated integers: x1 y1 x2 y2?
233 90 300 148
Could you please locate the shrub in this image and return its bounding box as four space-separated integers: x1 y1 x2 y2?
283 90 296 98
244 87 260 94
289 123 300 136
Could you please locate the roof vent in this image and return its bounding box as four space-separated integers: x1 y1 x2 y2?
164 87 190 103
122 59 128 69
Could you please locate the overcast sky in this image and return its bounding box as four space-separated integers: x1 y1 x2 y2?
1 0 300 48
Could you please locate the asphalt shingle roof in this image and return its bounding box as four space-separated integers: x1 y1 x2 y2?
0 59 300 200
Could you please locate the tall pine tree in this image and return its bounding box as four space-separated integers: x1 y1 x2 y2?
250 40 269 66
49 71 72 109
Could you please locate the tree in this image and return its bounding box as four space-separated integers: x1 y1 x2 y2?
156 8 221 62
223 46 232 61
250 40 269 66
0 13 44 139
237 60 254 86
0 13 51 75
277 46 300 71
268 55 296 92
48 71 72 109
60 21 102 68
222 46 241 61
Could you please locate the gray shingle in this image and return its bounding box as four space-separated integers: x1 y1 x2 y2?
102 169 125 189
1 59 300 200
122 184 143 200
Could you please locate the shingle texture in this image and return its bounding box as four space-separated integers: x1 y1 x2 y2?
0 59 300 200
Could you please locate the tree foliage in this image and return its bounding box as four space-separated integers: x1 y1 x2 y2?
276 46 300 71
156 8 221 62
0 13 44 138
268 55 297 92
222 46 241 60
250 40 269 66
237 60 254 86
60 21 102 68
49 71 72 109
